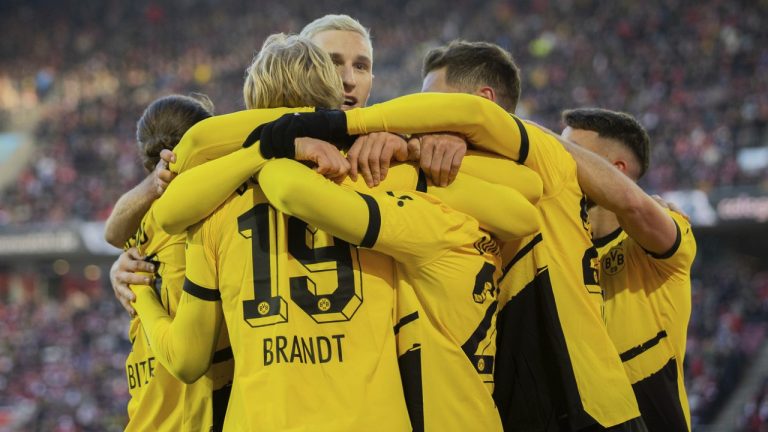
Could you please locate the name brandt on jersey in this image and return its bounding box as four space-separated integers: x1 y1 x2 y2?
263 334 345 365
127 357 156 389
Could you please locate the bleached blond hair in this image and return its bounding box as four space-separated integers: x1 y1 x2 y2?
300 14 372 59
243 33 343 109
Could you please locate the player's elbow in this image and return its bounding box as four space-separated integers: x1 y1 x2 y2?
173 361 208 384
494 201 541 243
259 161 305 216
103 226 126 248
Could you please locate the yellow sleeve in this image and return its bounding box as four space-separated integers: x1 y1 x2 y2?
131 287 222 384
460 151 543 205
648 211 697 276
259 159 495 267
345 93 528 162
154 147 267 235
429 172 540 242
153 107 314 235
171 106 313 174
130 216 224 384
345 94 573 197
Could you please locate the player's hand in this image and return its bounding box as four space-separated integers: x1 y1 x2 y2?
417 133 468 187
295 138 351 183
110 248 155 317
243 110 352 156
651 194 690 221
153 149 177 196
347 132 409 187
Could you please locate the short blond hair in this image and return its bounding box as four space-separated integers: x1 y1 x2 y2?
243 33 343 109
300 14 372 58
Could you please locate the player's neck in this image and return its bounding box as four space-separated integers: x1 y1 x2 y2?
588 206 620 239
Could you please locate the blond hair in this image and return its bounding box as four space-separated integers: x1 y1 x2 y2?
300 14 372 58
243 33 343 109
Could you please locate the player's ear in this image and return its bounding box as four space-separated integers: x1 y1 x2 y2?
613 159 628 174
475 86 496 103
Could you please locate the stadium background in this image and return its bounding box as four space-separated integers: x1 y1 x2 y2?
0 0 766 430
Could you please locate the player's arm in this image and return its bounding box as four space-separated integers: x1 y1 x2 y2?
428 173 539 242
131 283 223 383
131 218 224 383
153 146 271 234
155 116 349 235
562 138 678 254
459 151 543 205
104 175 158 247
344 93 529 162
260 159 532 264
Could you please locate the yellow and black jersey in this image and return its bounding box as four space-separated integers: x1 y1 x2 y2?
595 210 696 431
343 92 639 429
125 206 233 432
184 180 410 432
258 158 527 431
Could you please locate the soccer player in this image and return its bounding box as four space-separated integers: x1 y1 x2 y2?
132 33 416 431
121 93 233 432
561 108 696 431
392 40 645 431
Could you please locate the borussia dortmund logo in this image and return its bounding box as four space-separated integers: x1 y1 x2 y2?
602 246 625 275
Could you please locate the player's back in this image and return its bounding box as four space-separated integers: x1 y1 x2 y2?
125 205 233 431
494 122 640 430
363 189 505 431
194 181 410 431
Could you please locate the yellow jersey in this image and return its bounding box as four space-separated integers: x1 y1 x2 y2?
125 206 233 431
595 210 696 431
184 180 411 431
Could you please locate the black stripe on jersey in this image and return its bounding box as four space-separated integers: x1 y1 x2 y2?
631 358 688 432
500 233 543 280
183 278 221 301
212 346 234 364
416 169 428 193
399 346 424 432
646 220 682 260
394 311 419 334
592 227 623 248
212 383 232 432
511 115 529 164
357 192 381 248
619 330 668 362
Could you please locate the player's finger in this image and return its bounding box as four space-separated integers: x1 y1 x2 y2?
407 137 421 161
347 137 365 181
379 140 395 182
419 137 434 178
438 146 457 187
159 149 176 164
429 143 446 187
367 134 386 186
357 139 374 187
447 147 466 185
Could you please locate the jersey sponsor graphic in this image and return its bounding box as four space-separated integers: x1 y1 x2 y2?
126 356 156 389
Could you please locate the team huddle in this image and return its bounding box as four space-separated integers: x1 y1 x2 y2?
105 14 696 432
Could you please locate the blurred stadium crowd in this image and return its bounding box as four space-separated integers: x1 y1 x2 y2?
0 0 766 430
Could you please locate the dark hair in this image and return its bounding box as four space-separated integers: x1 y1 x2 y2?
562 108 650 178
136 93 214 172
423 40 521 112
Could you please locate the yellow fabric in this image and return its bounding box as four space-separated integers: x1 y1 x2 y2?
184 180 411 431
342 92 639 426
259 159 537 431
124 206 233 432
596 211 696 430
154 107 312 234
